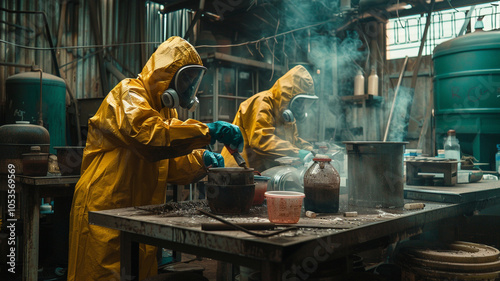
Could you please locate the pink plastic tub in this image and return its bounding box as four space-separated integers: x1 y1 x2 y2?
265 191 305 224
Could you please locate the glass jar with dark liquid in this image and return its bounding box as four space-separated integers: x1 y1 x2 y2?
303 156 340 213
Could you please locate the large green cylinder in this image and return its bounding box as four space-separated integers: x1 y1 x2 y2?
433 31 500 170
6 72 67 154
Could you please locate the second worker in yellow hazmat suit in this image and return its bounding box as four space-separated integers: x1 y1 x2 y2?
221 65 318 172
67 36 243 280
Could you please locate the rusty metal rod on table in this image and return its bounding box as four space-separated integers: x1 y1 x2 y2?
202 222 355 231
197 209 297 237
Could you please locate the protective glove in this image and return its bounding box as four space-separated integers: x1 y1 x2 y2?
206 121 244 152
203 150 225 168
298 149 312 161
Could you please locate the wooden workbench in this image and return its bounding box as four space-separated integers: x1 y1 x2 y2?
89 180 500 281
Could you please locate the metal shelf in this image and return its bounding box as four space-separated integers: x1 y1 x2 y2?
341 94 384 105
199 52 283 72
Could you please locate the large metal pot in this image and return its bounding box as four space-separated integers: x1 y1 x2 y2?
207 167 254 186
0 123 50 174
344 141 407 208
206 167 255 214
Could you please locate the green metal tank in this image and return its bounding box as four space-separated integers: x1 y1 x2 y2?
6 71 67 154
433 31 500 170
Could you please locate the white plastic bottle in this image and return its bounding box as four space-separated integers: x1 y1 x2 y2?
367 67 378 96
354 70 365 96
444 129 461 170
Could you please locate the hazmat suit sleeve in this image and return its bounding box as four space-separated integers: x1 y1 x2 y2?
167 149 207 184
293 130 314 151
246 98 304 158
93 89 211 162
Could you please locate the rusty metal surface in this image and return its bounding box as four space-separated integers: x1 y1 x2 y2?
89 198 466 262
404 179 500 203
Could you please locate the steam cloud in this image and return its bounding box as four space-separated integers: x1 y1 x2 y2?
270 0 368 140
386 86 413 141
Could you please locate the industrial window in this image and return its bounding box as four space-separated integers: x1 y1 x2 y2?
386 1 500 59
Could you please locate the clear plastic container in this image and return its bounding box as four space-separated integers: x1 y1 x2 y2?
265 191 305 224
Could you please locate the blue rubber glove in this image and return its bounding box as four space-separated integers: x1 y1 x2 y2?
206 121 244 152
298 149 312 160
203 151 225 168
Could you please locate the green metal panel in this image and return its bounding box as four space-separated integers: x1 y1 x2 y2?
433 31 500 170
6 72 67 154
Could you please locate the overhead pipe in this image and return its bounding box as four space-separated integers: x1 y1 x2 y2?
183 0 205 42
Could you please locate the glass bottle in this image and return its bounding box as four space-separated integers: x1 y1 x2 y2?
444 129 461 170
303 155 340 213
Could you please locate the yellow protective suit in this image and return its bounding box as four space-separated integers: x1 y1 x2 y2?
221 65 315 172
68 36 212 281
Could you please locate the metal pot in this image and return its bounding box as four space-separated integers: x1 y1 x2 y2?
55 146 85 175
0 123 50 174
344 141 407 208
207 167 254 186
22 146 49 176
206 184 255 215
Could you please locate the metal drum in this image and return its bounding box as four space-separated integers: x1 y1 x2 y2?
344 141 407 208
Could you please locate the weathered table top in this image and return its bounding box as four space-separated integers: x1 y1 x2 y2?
404 179 500 203
89 180 500 280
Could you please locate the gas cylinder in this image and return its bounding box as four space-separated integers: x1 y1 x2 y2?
303 155 340 213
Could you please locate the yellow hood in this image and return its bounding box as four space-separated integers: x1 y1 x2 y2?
137 36 203 110
269 65 315 117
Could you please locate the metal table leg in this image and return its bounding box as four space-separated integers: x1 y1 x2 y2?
120 231 139 281
21 186 39 281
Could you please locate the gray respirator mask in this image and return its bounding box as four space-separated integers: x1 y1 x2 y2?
282 94 318 122
161 65 207 112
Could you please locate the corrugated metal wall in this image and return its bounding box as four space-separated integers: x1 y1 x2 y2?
0 0 193 124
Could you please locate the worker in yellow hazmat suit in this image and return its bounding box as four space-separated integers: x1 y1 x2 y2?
221 65 318 172
67 36 243 280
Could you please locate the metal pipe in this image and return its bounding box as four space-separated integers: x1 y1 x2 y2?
105 61 127 81
0 61 33 68
183 0 205 41
458 5 476 36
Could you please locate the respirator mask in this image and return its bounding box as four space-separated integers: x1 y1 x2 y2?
282 94 318 122
161 65 207 112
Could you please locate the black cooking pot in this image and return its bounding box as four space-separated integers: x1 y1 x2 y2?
207 167 254 186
